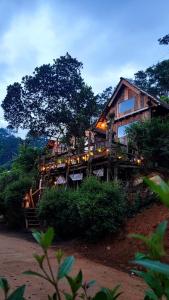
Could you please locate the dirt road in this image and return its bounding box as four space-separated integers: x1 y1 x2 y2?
0 231 145 300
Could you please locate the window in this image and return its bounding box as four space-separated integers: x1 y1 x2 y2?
118 124 130 138
117 121 137 138
118 97 135 114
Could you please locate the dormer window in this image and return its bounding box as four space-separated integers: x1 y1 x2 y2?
118 97 135 114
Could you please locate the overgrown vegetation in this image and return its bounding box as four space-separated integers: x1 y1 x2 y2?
1 177 169 299
0 145 40 228
126 117 169 169
38 176 127 240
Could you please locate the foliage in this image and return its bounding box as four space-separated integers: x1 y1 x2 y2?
38 188 80 238
0 128 21 168
4 177 32 228
158 34 169 45
12 145 40 174
131 177 169 299
39 176 127 240
0 277 25 300
134 59 169 97
1 53 102 149
126 117 169 168
24 227 122 300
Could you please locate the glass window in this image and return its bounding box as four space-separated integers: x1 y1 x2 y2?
118 97 135 114
117 122 137 138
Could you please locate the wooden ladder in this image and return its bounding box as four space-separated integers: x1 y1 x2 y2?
24 208 40 229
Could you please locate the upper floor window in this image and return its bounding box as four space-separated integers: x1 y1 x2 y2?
118 97 135 114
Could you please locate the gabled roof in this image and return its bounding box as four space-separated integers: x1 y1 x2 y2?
98 77 169 122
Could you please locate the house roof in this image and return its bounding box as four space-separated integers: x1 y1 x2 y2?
97 77 169 122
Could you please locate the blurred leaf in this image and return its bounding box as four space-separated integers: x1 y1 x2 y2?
58 256 75 279
0 277 10 294
7 285 25 300
33 254 45 268
23 270 47 280
144 177 169 208
32 230 42 245
55 249 64 264
41 227 55 250
134 259 169 276
66 270 83 294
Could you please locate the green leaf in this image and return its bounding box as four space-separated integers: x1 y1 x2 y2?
58 256 75 280
55 249 64 264
7 285 25 300
32 228 55 251
134 252 148 260
33 254 45 268
134 259 169 276
23 270 47 280
64 293 73 300
144 177 169 208
86 280 96 288
41 227 55 250
93 291 107 300
0 277 10 294
66 270 83 294
144 289 159 300
101 286 122 300
32 230 42 245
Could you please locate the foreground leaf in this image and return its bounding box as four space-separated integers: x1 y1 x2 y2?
58 256 75 279
7 285 25 300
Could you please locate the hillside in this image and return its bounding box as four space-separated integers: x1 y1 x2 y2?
75 202 169 271
0 128 21 168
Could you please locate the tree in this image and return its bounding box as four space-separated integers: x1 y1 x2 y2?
134 60 169 97
158 34 169 45
126 118 169 169
1 53 99 149
96 86 113 113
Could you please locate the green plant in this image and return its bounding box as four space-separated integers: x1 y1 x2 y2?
0 277 25 300
38 177 127 240
4 177 32 228
131 176 169 299
38 187 81 237
23 227 122 300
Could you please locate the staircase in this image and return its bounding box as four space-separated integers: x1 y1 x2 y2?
24 208 40 229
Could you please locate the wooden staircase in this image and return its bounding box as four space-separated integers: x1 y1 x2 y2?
24 208 40 229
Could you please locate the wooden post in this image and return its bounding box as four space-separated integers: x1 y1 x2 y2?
106 112 115 181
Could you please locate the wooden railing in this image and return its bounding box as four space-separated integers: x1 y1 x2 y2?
23 188 42 208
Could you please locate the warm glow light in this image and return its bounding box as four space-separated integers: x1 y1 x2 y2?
89 151 93 156
118 156 122 159
97 148 102 153
137 159 141 164
101 122 106 128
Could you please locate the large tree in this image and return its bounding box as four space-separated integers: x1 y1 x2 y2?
2 53 103 148
134 60 169 97
126 118 169 169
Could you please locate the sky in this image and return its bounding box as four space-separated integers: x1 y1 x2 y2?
0 0 169 136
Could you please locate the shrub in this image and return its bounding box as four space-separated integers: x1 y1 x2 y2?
39 176 127 240
78 177 127 240
38 187 81 238
4 177 32 228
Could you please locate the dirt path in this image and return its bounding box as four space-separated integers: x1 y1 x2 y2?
0 231 145 300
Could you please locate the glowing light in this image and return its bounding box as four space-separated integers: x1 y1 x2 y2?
101 122 106 129
97 148 102 153
89 151 94 156
137 159 141 164
118 156 122 159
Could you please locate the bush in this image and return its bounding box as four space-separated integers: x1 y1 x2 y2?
38 188 81 238
39 176 127 240
78 177 127 240
4 177 32 228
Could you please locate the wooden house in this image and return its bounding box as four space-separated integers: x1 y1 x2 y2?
92 77 169 145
